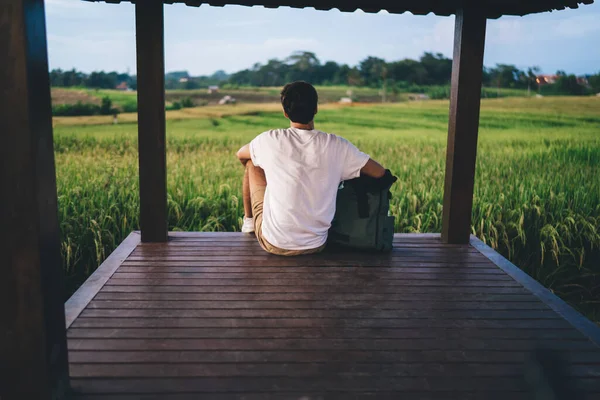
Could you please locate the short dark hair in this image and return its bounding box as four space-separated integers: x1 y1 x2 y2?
280 81 318 124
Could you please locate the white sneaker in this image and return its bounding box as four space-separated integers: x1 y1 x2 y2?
241 217 255 233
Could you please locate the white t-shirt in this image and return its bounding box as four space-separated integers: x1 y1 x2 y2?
249 127 370 250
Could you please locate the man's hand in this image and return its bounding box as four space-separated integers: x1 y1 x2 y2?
236 144 251 166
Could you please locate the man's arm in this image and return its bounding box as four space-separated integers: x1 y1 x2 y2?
361 158 386 178
236 144 251 166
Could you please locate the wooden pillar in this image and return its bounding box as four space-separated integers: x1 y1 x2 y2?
135 0 168 242
441 8 487 244
0 1 69 398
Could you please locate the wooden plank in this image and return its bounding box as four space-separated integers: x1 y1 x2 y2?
0 1 69 398
67 349 600 365
78 308 560 320
129 249 481 256
61 393 600 400
100 284 530 294
103 278 521 287
121 260 497 267
441 8 487 244
68 376 600 393
61 393 540 400
109 271 515 281
141 241 470 248
85 299 549 311
68 362 600 378
131 246 480 253
124 253 489 260
93 291 538 302
168 232 443 239
65 232 140 328
66 327 585 340
121 260 492 267
116 266 507 274
471 236 600 347
70 317 574 330
135 1 167 242
66 337 593 352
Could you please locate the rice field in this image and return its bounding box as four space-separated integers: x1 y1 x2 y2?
53 96 600 322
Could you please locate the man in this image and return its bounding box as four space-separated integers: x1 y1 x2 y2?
236 81 386 256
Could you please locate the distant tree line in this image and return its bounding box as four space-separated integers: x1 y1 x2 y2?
50 51 599 96
50 69 137 90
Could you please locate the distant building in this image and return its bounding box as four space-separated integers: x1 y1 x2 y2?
218 95 236 105
408 94 430 101
179 77 189 83
208 85 220 94
577 76 589 86
536 75 558 85
115 82 129 91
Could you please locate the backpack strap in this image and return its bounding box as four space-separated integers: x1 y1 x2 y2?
348 178 370 219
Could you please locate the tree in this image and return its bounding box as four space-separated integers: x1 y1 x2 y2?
388 59 428 85
286 51 320 71
588 72 600 93
555 74 586 95
358 56 387 87
526 66 541 95
419 52 452 85
489 64 521 89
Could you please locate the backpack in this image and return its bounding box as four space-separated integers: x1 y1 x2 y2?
328 170 397 252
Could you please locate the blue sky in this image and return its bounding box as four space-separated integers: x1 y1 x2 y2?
46 0 600 76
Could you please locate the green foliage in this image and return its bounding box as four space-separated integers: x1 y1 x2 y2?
54 98 600 323
166 97 195 111
540 75 590 96
180 97 195 108
51 68 134 89
52 96 118 116
589 73 600 93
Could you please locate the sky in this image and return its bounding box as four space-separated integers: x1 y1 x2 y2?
45 0 600 76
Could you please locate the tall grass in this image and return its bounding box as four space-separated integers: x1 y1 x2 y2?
54 97 600 322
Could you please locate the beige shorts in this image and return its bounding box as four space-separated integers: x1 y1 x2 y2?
251 186 325 256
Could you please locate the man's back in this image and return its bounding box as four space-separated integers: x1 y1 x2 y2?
249 127 369 250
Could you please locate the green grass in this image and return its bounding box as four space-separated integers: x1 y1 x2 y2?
53 96 600 323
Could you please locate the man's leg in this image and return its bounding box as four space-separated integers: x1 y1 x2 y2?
246 160 267 193
243 165 252 219
242 161 267 234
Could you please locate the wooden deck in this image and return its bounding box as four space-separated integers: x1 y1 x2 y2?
65 232 600 399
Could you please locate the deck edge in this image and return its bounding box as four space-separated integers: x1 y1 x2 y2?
470 234 600 347
64 231 141 329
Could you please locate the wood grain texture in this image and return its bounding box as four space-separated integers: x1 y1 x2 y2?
0 1 69 398
65 232 140 328
66 233 600 397
471 235 600 347
441 8 487 244
135 2 167 242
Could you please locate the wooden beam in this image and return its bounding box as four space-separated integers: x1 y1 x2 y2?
0 1 69 398
441 8 487 244
135 0 168 242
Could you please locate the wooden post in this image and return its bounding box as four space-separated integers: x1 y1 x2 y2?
441 8 487 244
136 0 168 242
0 1 69 398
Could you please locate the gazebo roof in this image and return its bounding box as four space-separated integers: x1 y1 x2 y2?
84 0 593 18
